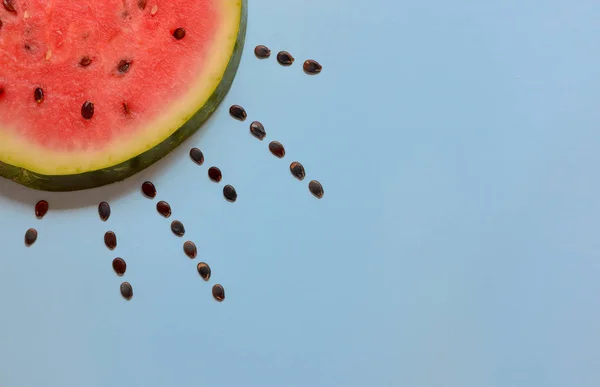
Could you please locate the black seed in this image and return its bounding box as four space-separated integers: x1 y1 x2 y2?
24 228 37 247
229 105 247 121
137 0 146 9
0 19 3 30
104 231 117 250
120 282 133 300
141 181 156 198
197 262 211 281
269 141 285 158
122 102 131 115
156 201 171 218
303 59 322 75
81 101 94 119
79 56 92 67
117 59 131 74
3 0 16 14
208 167 222 183
289 162 306 181
183 241 197 259
212 284 225 301
309 180 324 199
98 201 111 221
112 257 127 276
0 87 4 96
171 220 185 237
277 51 294 66
249 121 266 140
34 87 44 103
173 28 186 40
24 44 31 51
223 185 237 202
34 200 48 218
189 147 204 165
254 45 271 58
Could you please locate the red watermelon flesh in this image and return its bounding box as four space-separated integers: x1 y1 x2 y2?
0 0 246 190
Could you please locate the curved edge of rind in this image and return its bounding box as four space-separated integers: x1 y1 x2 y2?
0 0 248 192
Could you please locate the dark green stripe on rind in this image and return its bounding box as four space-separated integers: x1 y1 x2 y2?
0 1 248 192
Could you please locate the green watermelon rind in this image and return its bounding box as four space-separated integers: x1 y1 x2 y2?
0 0 247 192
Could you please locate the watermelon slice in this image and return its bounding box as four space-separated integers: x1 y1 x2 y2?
0 0 247 191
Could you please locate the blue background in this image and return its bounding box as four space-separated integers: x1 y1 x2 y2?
1 0 600 386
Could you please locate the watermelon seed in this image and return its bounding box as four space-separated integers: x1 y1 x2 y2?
173 28 186 40
45 49 52 60
98 201 111 221
34 87 44 104
120 282 133 300
24 228 37 247
122 102 131 115
277 51 294 66
208 167 222 183
34 200 48 218
0 19 3 30
229 104 247 121
212 284 225 302
249 121 266 140
309 180 324 199
151 4 158 15
303 59 322 74
183 241 197 259
289 162 306 181
254 45 271 59
197 262 211 281
79 56 92 67
171 220 185 237
0 87 4 96
269 141 286 158
137 0 147 10
156 201 171 218
104 231 117 250
117 59 131 74
189 147 204 165
141 181 156 198
3 0 16 14
223 185 237 202
112 258 127 276
81 101 94 119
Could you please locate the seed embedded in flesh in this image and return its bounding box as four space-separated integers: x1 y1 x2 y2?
34 87 44 103
309 180 324 199
122 102 131 115
289 162 306 181
104 231 117 250
277 51 294 66
208 167 222 183
0 87 4 96
98 201 111 221
212 284 225 302
24 228 37 247
197 262 211 281
112 258 127 276
3 0 16 14
269 141 285 158
249 121 266 140
303 59 322 75
34 200 48 218
171 220 185 237
229 105 247 121
141 181 156 198
79 56 92 67
137 0 147 10
173 28 186 40
223 185 237 202
156 201 171 217
254 45 271 59
117 59 131 74
120 282 133 300
81 101 94 120
189 147 204 165
0 20 3 30
183 241 197 259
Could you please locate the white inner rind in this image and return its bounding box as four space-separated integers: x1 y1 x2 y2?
0 0 241 175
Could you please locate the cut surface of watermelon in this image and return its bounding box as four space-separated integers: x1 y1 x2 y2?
0 0 246 191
